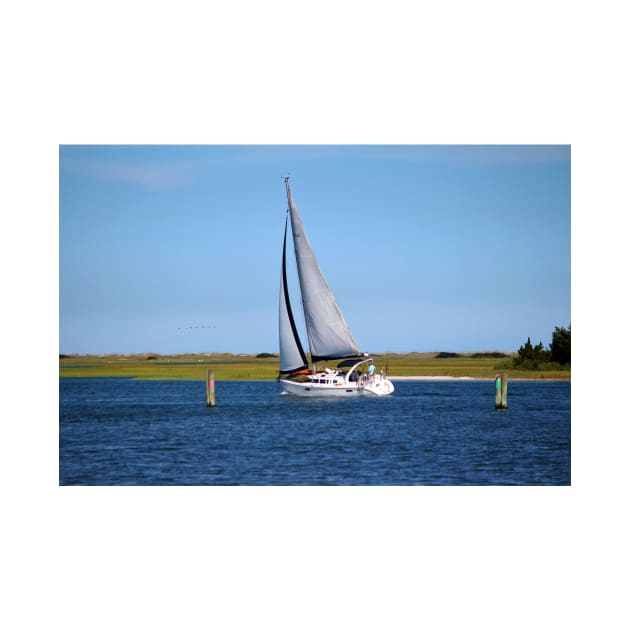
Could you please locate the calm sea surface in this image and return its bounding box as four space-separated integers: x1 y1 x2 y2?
59 378 570 485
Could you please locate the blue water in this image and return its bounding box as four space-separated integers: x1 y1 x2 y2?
59 378 570 485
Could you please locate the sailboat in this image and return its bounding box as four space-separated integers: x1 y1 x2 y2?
278 177 395 397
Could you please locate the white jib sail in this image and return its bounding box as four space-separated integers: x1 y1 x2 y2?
279 217 308 373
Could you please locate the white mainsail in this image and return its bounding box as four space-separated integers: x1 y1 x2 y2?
284 178 361 362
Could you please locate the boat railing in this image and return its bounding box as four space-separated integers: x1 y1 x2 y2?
358 373 378 386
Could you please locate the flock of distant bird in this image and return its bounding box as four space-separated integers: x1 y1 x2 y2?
177 325 217 330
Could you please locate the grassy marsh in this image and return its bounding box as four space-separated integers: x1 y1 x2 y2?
59 352 570 381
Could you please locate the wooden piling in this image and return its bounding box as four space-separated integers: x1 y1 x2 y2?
495 372 508 409
206 368 215 407
495 375 501 408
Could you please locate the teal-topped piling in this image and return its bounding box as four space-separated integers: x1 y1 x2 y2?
206 369 215 407
495 372 508 409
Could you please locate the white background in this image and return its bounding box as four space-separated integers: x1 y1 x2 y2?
2 1 627 628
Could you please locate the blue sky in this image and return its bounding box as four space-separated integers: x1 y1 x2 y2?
59 145 570 355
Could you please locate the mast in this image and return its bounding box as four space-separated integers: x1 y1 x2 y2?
283 177 312 373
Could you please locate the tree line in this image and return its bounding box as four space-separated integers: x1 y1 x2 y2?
513 325 571 369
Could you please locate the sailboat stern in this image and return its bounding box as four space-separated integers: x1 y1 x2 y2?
362 375 395 396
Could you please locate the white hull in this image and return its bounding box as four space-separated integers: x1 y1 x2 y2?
279 374 394 397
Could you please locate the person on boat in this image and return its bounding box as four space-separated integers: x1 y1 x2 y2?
368 364 376 378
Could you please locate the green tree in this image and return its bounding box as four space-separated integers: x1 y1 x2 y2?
549 325 571 364
517 337 534 361
517 337 548 361
513 336 549 368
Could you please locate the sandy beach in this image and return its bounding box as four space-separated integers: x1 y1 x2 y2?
390 375 486 381
389 375 568 382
